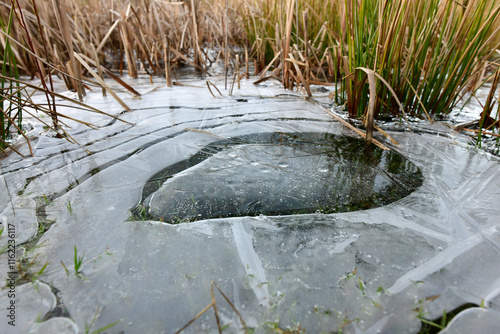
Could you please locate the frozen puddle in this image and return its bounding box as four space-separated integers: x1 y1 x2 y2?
138 132 423 223
1 78 500 333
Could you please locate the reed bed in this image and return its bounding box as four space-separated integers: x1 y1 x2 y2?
0 0 246 78
0 0 246 154
1 0 500 155
245 0 500 118
244 0 500 147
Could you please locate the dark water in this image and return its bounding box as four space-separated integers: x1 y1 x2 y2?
132 132 423 223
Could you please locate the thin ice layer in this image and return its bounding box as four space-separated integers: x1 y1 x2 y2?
0 77 499 333
145 134 422 222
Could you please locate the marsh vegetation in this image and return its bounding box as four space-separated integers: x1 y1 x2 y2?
1 0 500 156
1 1 500 333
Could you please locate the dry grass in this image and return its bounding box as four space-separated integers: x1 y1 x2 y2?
241 0 500 148
2 0 500 155
245 0 500 116
2 0 247 76
1 0 248 155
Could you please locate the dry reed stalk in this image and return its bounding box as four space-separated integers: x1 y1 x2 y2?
169 46 209 74
287 70 302 94
206 80 223 98
164 37 173 87
253 75 281 85
119 5 137 78
2 74 133 126
341 56 355 116
101 67 141 96
73 52 131 112
258 51 282 78
244 44 249 77
10 0 58 130
326 52 334 77
0 138 24 158
91 44 106 96
404 77 433 123
356 67 376 143
303 9 310 85
283 0 295 90
479 71 500 128
31 0 58 108
39 106 99 129
189 0 204 68
463 128 500 138
65 61 75 88
465 57 488 93
1 28 78 93
293 45 306 63
184 127 226 139
309 98 390 151
173 297 214 334
272 20 279 55
363 68 410 130
52 0 85 100
260 71 283 83
287 53 311 97
229 72 237 95
210 283 222 333
128 6 157 74
310 42 330 82
75 53 141 96
224 0 229 89
309 80 335 86
373 124 399 145
235 54 240 89
0 74 123 158
174 281 247 334
95 18 120 54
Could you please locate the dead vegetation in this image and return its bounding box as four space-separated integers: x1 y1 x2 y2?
1 0 500 154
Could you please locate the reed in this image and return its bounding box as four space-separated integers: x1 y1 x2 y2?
0 0 245 84
0 0 138 157
1 0 500 156
243 0 500 122
0 0 244 157
1 8 22 153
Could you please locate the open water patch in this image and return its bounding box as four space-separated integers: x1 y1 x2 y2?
131 132 423 223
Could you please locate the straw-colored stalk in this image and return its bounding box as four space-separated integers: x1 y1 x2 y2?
244 0 500 123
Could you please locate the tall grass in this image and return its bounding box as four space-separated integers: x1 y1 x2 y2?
244 0 500 121
0 0 246 149
1 7 24 154
0 0 246 80
1 0 154 157
1 0 500 156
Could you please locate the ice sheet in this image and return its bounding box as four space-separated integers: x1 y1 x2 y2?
0 77 499 333
144 133 422 222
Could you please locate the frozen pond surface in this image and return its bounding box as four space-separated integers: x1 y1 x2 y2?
140 132 423 223
1 77 500 333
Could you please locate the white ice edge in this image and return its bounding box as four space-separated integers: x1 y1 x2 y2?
231 221 271 308
387 228 496 294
